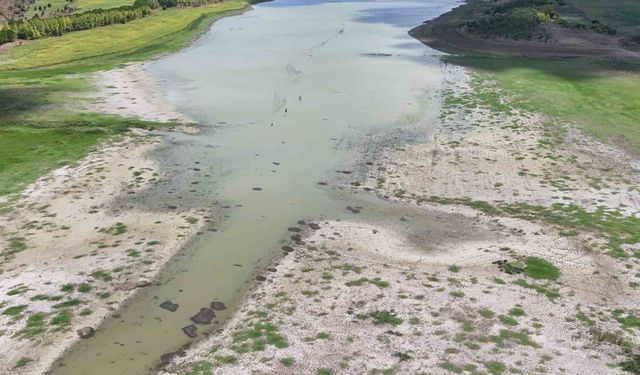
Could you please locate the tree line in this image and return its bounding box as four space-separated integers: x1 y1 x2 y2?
0 0 225 45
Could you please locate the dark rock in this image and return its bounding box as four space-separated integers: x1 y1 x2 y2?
266 267 277 272
281 246 294 253
287 227 302 233
159 301 179 312
252 187 262 191
182 324 197 338
190 308 215 324
308 223 321 230
210 301 227 311
77 326 95 339
256 275 267 282
317 181 328 186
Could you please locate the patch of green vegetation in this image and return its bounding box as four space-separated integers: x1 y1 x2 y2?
50 310 72 326
3 305 27 316
4 237 27 257
60 283 75 293
449 57 640 154
370 311 403 326
491 329 539 348
17 312 47 339
485 360 507 375
450 291 465 298
479 309 495 318
317 369 334 375
618 348 640 374
100 222 127 235
187 361 213 375
77 283 91 293
513 279 560 300
215 355 237 365
279 357 294 367
524 257 560 280
499 315 518 326
30 294 50 301
7 285 29 296
612 310 640 329
334 263 364 274
14 357 32 369
90 270 112 281
448 264 460 273
232 322 288 351
439 362 464 373
509 307 526 317
345 277 389 288
52 299 82 309
126 249 141 257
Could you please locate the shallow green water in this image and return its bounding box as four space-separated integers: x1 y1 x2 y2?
54 0 457 373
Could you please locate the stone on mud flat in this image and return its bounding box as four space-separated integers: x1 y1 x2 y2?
210 301 227 311
159 301 179 312
308 223 321 230
256 275 267 282
77 326 95 339
182 324 197 338
287 227 302 232
281 245 294 253
190 308 215 324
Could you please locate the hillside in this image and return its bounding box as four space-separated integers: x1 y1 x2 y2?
411 0 640 57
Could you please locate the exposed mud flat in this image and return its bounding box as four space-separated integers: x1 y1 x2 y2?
161 67 640 374
83 63 197 126
0 134 212 374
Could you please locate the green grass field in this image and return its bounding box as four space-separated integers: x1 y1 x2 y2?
2 1 248 70
0 1 249 197
450 56 640 154
567 0 640 35
26 0 135 19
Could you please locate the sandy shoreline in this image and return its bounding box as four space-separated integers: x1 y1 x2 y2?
0 134 212 374
82 62 197 127
161 66 640 374
0 59 210 372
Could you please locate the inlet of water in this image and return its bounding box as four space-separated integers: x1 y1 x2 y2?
54 0 458 373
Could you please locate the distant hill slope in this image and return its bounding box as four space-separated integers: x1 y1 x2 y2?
411 0 640 57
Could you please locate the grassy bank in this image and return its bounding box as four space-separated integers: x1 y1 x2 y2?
0 1 249 197
448 56 640 154
1 1 248 70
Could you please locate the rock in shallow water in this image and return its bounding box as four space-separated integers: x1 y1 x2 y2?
159 301 179 312
210 301 227 311
190 308 215 324
182 324 197 338
77 326 95 339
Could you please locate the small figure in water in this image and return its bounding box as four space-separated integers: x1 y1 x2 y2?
298 95 303 101
270 123 274 127
284 108 288 114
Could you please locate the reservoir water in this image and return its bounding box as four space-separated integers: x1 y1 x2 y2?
54 0 458 373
